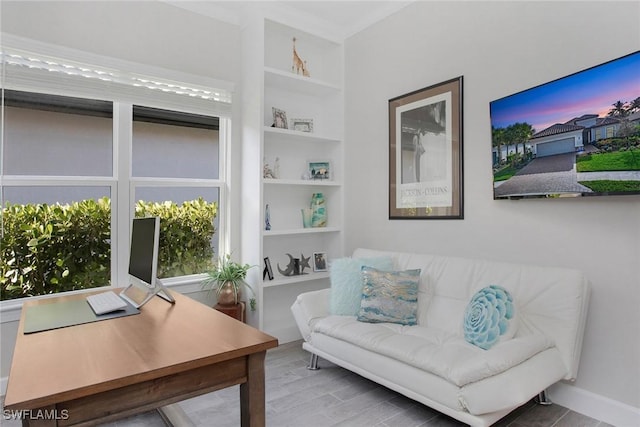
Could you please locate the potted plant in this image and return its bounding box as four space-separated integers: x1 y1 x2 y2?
202 254 256 309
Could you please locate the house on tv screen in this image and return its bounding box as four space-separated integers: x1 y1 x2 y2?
530 111 640 157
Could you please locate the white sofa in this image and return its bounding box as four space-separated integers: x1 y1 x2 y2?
291 248 590 426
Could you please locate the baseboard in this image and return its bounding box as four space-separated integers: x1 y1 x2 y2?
265 325 302 345
548 382 640 426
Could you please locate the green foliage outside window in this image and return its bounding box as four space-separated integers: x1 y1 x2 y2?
1 197 217 301
135 198 217 278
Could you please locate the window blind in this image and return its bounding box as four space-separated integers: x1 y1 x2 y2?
0 35 233 118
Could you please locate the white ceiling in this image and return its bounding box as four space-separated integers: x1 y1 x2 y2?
165 1 412 40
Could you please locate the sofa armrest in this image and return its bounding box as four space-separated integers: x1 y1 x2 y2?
291 288 331 341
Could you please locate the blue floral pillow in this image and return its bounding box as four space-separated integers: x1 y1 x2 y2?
463 285 518 350
356 267 420 325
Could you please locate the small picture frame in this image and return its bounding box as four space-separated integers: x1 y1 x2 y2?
263 257 274 280
290 118 314 133
313 252 327 272
272 107 288 129
308 160 330 180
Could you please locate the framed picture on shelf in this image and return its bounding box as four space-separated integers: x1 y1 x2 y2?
263 257 274 280
290 118 314 133
272 107 288 129
308 160 330 180
313 252 327 272
389 76 463 219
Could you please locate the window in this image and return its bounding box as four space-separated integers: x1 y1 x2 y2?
606 126 615 138
131 106 222 279
1 42 232 302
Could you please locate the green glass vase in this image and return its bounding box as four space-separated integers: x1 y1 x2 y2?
311 193 327 227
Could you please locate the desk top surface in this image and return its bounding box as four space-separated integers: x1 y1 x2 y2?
4 290 278 410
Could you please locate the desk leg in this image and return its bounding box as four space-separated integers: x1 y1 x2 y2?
240 351 266 427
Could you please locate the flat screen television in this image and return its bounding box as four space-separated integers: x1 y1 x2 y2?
490 50 640 199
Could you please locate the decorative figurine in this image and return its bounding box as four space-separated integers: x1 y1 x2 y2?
292 37 310 77
299 253 311 274
263 157 275 179
278 253 300 276
277 253 311 276
265 204 271 231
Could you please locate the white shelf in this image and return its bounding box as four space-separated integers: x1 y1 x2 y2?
263 227 340 237
263 178 341 186
262 271 330 288
241 16 343 341
263 126 340 144
264 66 340 96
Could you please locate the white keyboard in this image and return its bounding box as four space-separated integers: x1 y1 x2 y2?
86 291 128 315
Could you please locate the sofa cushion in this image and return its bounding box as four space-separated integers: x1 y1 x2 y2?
356 267 420 325
329 256 394 316
312 315 552 387
463 285 517 350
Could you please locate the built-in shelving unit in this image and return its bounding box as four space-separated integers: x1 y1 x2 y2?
241 15 344 342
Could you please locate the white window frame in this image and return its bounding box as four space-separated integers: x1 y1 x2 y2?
0 35 233 316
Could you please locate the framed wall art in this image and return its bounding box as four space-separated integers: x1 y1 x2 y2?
389 76 463 219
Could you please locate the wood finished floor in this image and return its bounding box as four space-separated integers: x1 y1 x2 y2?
1 340 610 427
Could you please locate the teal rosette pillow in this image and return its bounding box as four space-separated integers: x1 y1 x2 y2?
463 285 517 350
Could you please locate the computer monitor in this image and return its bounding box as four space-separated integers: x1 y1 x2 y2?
129 216 159 288
120 217 175 307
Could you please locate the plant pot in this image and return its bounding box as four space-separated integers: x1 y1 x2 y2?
217 281 240 306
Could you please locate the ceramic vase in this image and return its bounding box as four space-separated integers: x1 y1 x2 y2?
217 281 240 306
311 193 327 227
301 208 313 228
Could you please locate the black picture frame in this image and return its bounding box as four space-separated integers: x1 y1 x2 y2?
389 76 464 219
263 257 274 280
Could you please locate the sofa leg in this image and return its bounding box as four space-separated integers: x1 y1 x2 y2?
307 353 320 370
535 390 552 406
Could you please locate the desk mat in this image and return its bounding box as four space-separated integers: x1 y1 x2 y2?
24 297 140 334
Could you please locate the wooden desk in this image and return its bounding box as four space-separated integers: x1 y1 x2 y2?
4 290 278 426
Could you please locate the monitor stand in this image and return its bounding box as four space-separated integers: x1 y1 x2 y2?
120 278 176 309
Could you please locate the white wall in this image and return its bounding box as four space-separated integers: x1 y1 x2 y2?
344 0 639 419
0 1 240 82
